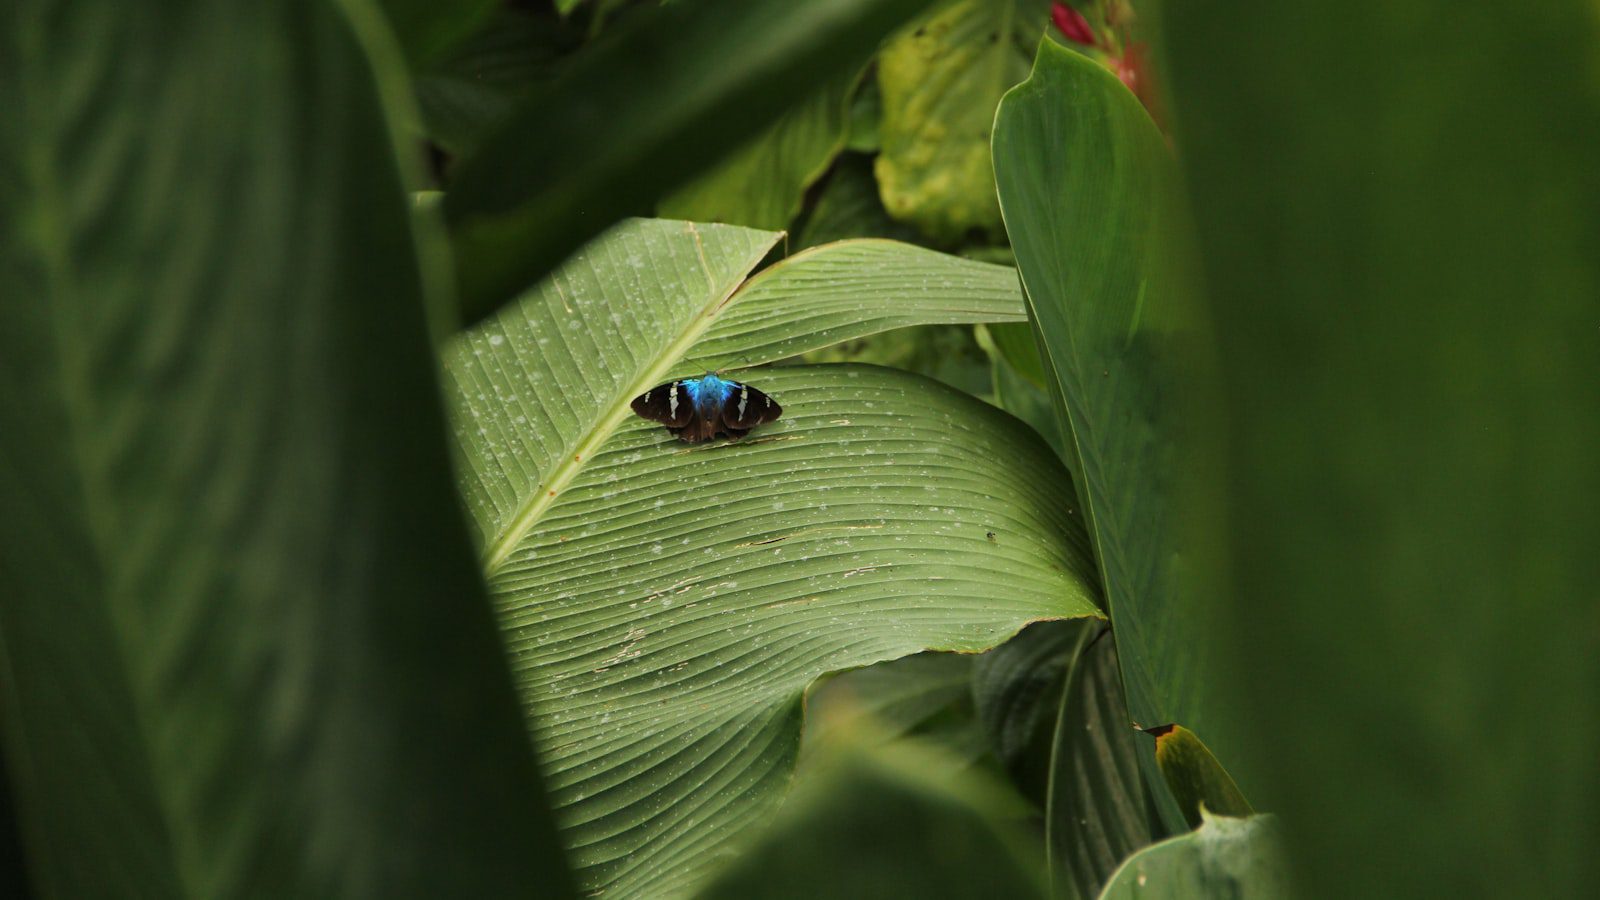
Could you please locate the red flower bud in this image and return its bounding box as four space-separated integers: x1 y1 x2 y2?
1050 2 1097 46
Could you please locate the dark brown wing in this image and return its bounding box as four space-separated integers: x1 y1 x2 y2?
631 380 694 428
721 383 782 432
673 418 723 443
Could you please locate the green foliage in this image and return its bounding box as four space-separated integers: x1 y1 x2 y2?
411 7 582 156
803 323 997 400
1150 725 1253 829
844 76 884 152
804 653 995 774
977 322 1063 455
0 1 572 895
1048 631 1159 899
985 321 1047 388
1160 0 1600 896
797 152 923 248
970 620 1090 804
701 744 1049 900
876 0 1046 242
659 77 855 231
1099 813 1289 899
444 218 1102 897
993 41 1229 834
444 0 926 325
16 0 1581 894
379 0 496 67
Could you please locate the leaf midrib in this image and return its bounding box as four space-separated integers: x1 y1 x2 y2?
481 224 783 574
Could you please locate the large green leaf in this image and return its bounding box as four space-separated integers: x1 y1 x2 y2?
1159 1 1600 896
992 40 1226 801
876 0 1045 242
1098 813 1288 899
700 744 1049 900
658 77 854 231
444 0 927 325
442 218 1102 897
0 1 570 896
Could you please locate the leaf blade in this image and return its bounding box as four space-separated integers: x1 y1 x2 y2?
443 219 1103 897
444 0 928 324
0 3 572 895
992 40 1228 825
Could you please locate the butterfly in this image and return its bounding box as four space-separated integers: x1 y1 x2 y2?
630 373 782 443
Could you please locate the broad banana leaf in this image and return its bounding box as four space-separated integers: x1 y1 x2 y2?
442 218 1103 897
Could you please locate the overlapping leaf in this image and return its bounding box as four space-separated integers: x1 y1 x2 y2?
444 0 927 323
658 77 854 231
700 744 1049 900
970 619 1088 804
797 153 922 248
875 0 1046 241
803 653 992 775
442 218 1102 897
993 41 1227 829
0 2 570 896
1099 813 1287 899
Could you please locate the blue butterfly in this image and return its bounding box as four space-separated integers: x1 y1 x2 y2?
631 373 782 443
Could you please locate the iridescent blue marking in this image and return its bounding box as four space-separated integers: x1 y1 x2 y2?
682 373 735 415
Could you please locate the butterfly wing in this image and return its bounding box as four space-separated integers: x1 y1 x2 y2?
631 381 695 428
719 382 782 436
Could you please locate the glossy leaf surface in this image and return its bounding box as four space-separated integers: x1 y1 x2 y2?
1150 724 1253 828
876 0 1045 241
443 218 1102 897
1098 813 1288 899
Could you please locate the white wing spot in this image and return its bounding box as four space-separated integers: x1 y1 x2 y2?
669 383 679 417
736 387 748 419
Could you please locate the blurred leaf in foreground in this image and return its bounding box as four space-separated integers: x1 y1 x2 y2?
445 0 928 325
701 743 1049 900
0 2 571 895
1160 0 1600 895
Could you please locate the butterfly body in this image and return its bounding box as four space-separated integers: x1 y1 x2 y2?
631 374 781 443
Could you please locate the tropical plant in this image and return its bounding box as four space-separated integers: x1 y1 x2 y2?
442 219 1102 896
6 1 1597 899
